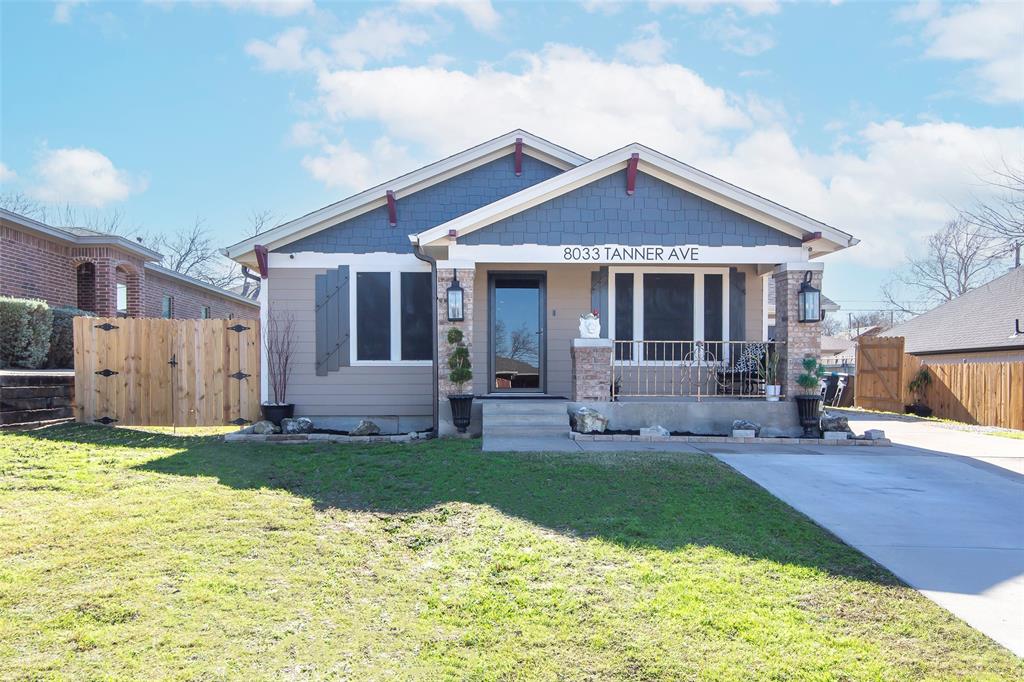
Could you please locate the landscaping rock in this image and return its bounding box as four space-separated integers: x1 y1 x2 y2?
640 425 670 437
250 420 280 435
732 429 756 438
350 419 381 436
732 419 761 436
570 407 608 433
821 412 853 433
281 417 313 434
862 429 887 440
823 431 849 440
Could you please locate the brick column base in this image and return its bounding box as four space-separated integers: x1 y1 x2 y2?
571 338 613 402
773 266 823 400
437 267 475 397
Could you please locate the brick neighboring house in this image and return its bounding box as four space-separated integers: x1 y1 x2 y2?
1 208 257 319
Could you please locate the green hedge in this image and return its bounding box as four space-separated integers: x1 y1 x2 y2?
48 306 95 369
0 297 53 369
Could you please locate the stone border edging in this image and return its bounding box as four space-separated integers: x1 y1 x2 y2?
570 432 891 446
224 433 432 444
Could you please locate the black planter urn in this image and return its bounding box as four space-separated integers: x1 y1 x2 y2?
261 403 295 426
448 394 474 433
794 395 822 437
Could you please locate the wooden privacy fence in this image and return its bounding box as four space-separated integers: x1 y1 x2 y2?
902 355 1024 431
853 336 906 413
73 317 260 426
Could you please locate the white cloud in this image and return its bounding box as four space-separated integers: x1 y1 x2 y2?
297 45 1020 267
245 27 312 72
212 0 313 16
650 0 780 17
302 136 416 190
900 0 1024 103
53 0 87 23
287 121 325 147
616 22 671 65
29 148 145 207
702 10 775 55
0 162 16 183
400 0 500 32
329 11 432 69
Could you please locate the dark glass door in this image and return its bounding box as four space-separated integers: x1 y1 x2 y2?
490 274 545 392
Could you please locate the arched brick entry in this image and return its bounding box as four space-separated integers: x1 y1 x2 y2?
76 262 97 313
115 263 144 318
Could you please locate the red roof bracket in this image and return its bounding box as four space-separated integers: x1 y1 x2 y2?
802 231 823 243
626 153 639 195
254 244 269 279
386 190 397 227
448 229 458 240
514 137 523 176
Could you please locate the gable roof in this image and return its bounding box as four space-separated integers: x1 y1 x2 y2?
144 263 258 307
413 143 858 255
1 208 162 261
879 267 1024 354
222 130 588 265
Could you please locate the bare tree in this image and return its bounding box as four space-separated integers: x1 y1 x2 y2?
0 193 133 235
881 216 1004 315
148 216 244 288
960 158 1024 252
248 209 280 237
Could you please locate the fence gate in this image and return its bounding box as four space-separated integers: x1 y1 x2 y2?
73 317 260 427
854 335 905 413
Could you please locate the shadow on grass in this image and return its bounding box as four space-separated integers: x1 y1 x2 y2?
22 423 897 584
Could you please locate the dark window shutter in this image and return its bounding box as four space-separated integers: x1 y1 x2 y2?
315 265 350 376
590 267 608 338
729 267 746 341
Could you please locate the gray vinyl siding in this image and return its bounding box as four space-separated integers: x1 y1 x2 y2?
269 267 432 417
280 154 563 254
460 170 802 248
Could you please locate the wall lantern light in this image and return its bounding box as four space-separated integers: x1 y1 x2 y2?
798 271 821 323
447 270 464 322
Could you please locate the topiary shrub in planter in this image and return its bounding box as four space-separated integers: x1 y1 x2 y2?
47 306 95 369
794 356 825 437
0 296 53 369
446 327 473 433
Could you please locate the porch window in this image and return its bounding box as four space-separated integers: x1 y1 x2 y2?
116 283 128 317
354 270 432 363
609 267 729 361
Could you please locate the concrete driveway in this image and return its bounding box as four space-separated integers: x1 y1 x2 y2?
710 412 1024 656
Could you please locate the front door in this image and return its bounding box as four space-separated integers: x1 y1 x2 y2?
489 273 546 393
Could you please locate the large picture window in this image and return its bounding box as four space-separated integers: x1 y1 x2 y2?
354 269 432 364
609 267 729 362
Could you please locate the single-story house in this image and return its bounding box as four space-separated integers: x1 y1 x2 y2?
879 267 1024 363
224 130 858 435
1 208 258 319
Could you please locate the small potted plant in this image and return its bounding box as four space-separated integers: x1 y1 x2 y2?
906 367 933 417
794 355 825 436
761 346 781 401
262 310 295 425
446 327 473 432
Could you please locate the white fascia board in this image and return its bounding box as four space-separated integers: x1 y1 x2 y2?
223 130 588 262
267 252 429 269
416 143 858 253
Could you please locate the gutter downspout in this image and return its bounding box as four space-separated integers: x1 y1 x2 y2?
413 238 440 437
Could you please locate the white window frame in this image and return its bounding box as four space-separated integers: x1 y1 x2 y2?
200 306 211 319
349 265 433 366
607 266 730 365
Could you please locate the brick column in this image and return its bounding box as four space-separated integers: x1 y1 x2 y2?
773 265 823 400
437 267 475 398
571 338 613 402
93 258 117 317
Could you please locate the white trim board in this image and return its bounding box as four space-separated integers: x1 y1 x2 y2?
448 244 807 265
268 252 429 270
415 143 858 254
223 130 588 265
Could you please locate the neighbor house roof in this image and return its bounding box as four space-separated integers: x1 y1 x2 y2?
765 276 840 313
879 267 1024 355
143 263 258 307
0 208 163 261
413 142 858 255
222 130 588 265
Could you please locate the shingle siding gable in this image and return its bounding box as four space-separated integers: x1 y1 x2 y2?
280 154 563 254
459 170 803 248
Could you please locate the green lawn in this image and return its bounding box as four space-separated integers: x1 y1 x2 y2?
1 425 1019 680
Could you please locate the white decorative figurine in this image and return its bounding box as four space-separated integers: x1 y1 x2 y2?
578 310 601 339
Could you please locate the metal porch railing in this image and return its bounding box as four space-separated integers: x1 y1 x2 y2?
611 340 784 400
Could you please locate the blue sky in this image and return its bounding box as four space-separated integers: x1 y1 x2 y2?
2 0 1022 313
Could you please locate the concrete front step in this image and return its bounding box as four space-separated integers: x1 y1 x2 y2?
481 399 570 444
